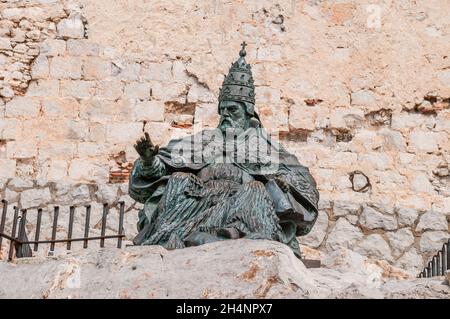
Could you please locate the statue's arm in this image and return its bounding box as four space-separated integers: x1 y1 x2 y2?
138 156 167 180
132 132 167 180
266 165 319 236
128 157 167 204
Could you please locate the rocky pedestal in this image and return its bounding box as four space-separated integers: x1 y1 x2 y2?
0 239 448 299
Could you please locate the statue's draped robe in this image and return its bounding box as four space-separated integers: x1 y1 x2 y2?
129 128 319 257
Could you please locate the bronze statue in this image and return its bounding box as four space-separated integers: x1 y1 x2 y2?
129 42 319 258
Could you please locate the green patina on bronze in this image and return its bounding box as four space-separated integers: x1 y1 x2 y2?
129 42 319 258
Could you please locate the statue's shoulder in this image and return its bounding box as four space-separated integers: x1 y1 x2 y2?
163 129 221 152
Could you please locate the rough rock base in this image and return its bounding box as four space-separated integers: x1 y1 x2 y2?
0 239 448 299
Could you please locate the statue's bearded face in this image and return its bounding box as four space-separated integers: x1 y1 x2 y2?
218 101 249 132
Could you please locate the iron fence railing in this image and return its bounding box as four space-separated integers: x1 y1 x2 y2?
0 199 125 261
418 239 449 278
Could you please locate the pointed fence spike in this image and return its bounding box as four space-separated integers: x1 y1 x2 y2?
100 203 108 248
83 205 91 249
49 206 59 256
0 200 7 252
34 208 42 252
8 207 20 261
117 201 125 249
67 206 75 251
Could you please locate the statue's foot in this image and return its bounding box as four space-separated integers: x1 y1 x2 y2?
165 233 185 250
184 231 225 247
217 227 241 239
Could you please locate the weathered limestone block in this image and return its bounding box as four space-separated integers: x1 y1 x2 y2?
95 184 120 204
408 131 442 153
379 128 407 152
0 118 21 140
355 234 393 262
187 83 215 103
44 119 89 141
0 87 15 99
288 104 324 131
419 231 449 253
27 79 59 97
60 80 95 99
133 100 165 122
79 99 120 122
57 16 85 39
172 60 188 82
410 173 435 194
332 200 361 217
55 183 91 205
1 240 447 298
0 38 12 50
150 81 186 102
436 111 450 133
391 113 435 131
437 70 450 87
141 61 172 82
386 228 415 257
0 160 16 179
350 90 376 109
394 248 424 275
41 97 79 118
323 152 358 169
6 140 38 159
40 39 66 57
194 103 219 128
38 142 77 160
358 152 392 170
124 82 151 100
31 55 49 79
329 107 364 130
4 189 18 203
359 205 397 230
105 122 142 143
20 187 52 208
325 218 363 251
8 178 34 191
397 207 419 227
416 211 448 232
68 160 109 183
50 56 82 79
116 62 141 81
47 160 68 181
83 57 112 80
87 123 106 143
95 80 124 100
298 210 328 248
67 39 100 56
5 97 40 118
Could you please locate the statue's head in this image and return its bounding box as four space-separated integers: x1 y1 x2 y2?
218 42 261 132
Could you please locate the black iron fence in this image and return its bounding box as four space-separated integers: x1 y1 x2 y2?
0 199 126 261
418 239 449 278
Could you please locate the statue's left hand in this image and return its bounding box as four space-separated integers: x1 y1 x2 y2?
134 132 159 165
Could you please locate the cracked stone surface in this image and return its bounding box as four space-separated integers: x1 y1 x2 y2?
0 239 448 299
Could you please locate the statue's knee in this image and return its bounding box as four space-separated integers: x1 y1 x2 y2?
171 172 193 182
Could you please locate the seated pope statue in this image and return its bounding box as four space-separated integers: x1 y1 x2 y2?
129 43 319 258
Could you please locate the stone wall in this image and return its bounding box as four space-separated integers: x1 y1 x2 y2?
0 0 449 272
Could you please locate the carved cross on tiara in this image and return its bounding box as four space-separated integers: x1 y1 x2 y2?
239 41 247 57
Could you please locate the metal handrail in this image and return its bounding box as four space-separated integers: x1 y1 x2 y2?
418 239 449 278
0 200 126 261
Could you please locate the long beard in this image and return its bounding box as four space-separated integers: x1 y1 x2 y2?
219 117 246 132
